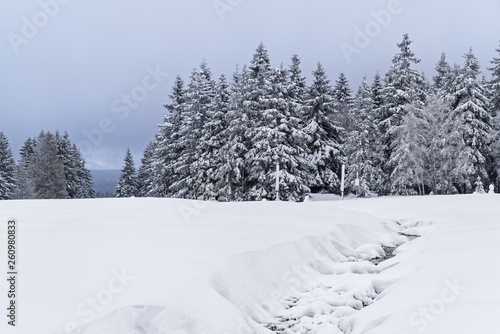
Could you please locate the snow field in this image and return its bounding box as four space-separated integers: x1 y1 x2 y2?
0 194 498 333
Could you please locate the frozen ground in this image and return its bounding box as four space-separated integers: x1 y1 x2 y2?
0 194 499 333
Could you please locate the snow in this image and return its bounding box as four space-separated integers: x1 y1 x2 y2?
0 194 499 333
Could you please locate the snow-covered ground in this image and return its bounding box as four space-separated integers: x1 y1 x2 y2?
0 194 499 333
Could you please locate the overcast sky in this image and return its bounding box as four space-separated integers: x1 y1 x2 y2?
1 0 499 169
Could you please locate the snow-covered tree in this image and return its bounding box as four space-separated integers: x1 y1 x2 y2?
149 75 186 197
303 62 344 193
137 141 156 197
379 34 427 192
344 77 384 196
488 41 500 117
55 131 95 199
193 74 230 200
450 48 493 192
13 138 36 199
169 60 216 199
31 131 69 199
243 47 311 201
424 95 469 194
332 72 354 132
217 65 251 201
389 102 429 195
433 52 454 96
0 132 16 200
114 148 138 197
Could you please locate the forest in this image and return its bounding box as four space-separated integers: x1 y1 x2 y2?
1 34 499 201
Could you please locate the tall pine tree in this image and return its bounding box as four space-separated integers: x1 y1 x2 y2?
303 63 344 194
114 148 138 197
0 132 16 200
31 131 69 199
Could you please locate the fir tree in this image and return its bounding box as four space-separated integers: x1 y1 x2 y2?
379 34 427 193
150 75 187 197
450 48 493 191
194 74 231 200
424 95 468 194
137 141 156 197
389 102 429 195
218 65 251 201
13 138 36 199
488 41 500 116
55 132 95 199
114 148 138 197
332 72 354 132
31 131 69 199
344 77 384 196
303 63 344 193
433 52 454 96
0 132 16 200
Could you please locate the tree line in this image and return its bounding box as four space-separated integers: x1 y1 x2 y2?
0 131 94 199
113 34 500 200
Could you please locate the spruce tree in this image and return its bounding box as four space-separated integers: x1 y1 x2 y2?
31 131 69 199
488 41 500 116
218 65 251 201
55 132 95 199
344 77 384 196
0 132 16 200
332 72 354 132
303 62 344 194
450 48 493 192
389 102 429 195
380 34 427 193
137 141 156 197
170 60 216 199
150 75 187 198
114 148 138 197
433 52 454 96
193 74 230 200
13 138 36 199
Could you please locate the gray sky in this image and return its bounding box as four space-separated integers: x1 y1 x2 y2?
1 0 499 169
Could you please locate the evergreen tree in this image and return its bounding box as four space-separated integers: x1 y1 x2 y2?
389 102 429 195
244 52 310 201
13 138 37 199
55 132 95 199
450 48 493 191
150 75 187 197
344 77 384 196
0 132 16 200
379 34 427 193
424 95 468 194
488 41 500 116
137 141 156 197
114 148 138 197
31 131 69 199
194 74 230 200
218 65 251 201
170 60 216 199
303 62 344 193
433 52 454 96
332 72 354 132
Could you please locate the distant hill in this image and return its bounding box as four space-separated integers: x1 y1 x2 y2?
91 169 121 197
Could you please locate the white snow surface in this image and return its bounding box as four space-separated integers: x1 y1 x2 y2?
0 194 499 334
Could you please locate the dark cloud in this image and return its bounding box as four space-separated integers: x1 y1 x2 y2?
1 0 499 168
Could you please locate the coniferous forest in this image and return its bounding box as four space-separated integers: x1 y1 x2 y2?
1 34 500 201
